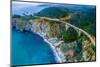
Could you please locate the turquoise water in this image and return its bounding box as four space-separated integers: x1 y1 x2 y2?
12 28 56 65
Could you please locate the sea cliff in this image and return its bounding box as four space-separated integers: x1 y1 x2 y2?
12 15 96 63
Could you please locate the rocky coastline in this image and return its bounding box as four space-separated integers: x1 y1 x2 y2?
12 16 96 63
12 18 67 63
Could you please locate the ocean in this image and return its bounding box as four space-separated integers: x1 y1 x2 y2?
12 28 56 65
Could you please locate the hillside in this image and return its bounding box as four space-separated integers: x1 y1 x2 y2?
36 7 69 18
12 6 96 62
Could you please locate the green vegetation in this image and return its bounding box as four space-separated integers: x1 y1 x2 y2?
69 8 96 36
12 6 96 62
36 7 69 18
80 11 96 36
83 42 96 61
12 15 21 18
61 27 78 43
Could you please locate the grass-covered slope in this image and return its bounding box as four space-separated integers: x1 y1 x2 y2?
36 7 69 18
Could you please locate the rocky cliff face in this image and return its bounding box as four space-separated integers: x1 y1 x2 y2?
12 6 96 62
12 16 96 62
29 19 66 39
12 4 96 63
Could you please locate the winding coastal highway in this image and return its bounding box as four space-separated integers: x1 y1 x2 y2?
31 16 95 63
39 16 95 46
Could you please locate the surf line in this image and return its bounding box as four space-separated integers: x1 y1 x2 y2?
35 32 66 63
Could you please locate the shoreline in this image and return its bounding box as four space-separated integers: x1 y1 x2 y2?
36 32 66 63
13 23 66 63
